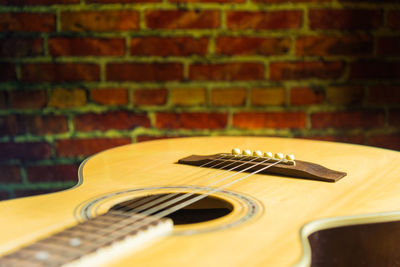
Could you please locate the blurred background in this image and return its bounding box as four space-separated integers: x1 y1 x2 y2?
0 0 399 200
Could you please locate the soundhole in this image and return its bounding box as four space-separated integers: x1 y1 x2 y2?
110 193 234 225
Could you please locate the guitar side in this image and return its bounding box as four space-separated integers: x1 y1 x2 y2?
1 136 400 267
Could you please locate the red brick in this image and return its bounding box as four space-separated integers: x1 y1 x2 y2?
300 135 364 145
156 112 227 129
0 38 43 57
49 88 87 108
388 11 400 30
227 11 302 30
170 88 206 106
133 89 167 106
22 63 100 82
0 13 55 32
211 88 247 106
55 138 131 157
9 90 46 109
377 37 400 56
349 62 400 80
91 88 128 106
107 63 183 82
0 142 51 160
309 9 381 30
216 37 290 56
0 0 78 4
368 134 400 151
146 10 219 29
233 112 306 129
21 115 68 135
61 11 139 32
326 86 364 105
49 37 125 56
26 164 79 183
131 37 208 56
0 114 68 136
296 35 373 56
250 87 285 106
189 63 264 81
88 0 158 3
389 110 400 127
74 111 150 132
0 165 21 183
270 61 344 81
366 86 400 104
290 87 324 105
0 63 16 81
311 111 384 129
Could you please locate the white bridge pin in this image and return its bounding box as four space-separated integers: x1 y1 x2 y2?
264 152 273 158
286 154 295 161
232 148 241 155
242 149 252 156
253 150 263 157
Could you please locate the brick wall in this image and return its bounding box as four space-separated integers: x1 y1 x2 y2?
0 0 399 199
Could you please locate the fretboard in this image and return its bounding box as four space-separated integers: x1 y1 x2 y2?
0 211 173 267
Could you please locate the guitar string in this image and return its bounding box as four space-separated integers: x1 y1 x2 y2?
114 154 232 210
132 159 283 224
78 155 258 241
117 157 272 217
59 157 280 263
66 156 277 254
115 154 258 212
114 155 256 213
2 156 232 264
89 158 283 252
12 155 254 263
20 156 281 265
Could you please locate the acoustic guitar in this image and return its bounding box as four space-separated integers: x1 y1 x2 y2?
1 136 400 267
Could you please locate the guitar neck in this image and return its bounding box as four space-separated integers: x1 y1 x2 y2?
0 211 173 266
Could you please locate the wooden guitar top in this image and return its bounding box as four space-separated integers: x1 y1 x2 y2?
0 136 400 267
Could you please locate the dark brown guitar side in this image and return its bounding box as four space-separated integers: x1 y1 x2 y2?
309 221 400 267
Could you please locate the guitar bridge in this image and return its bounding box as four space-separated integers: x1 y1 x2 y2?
178 149 346 183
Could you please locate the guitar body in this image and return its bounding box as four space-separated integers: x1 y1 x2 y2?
1 137 400 266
